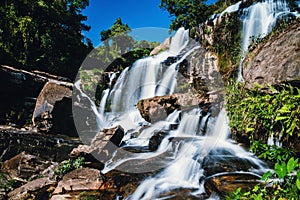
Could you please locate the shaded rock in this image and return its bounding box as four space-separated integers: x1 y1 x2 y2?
149 130 169 151
243 20 300 88
0 126 82 162
99 170 153 199
159 188 208 200
0 65 71 127
32 82 76 136
202 155 261 177
72 83 100 138
8 178 57 200
150 37 171 56
1 152 54 181
53 168 103 194
204 172 261 197
137 93 208 123
70 126 124 169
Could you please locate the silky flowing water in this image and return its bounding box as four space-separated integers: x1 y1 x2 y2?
73 0 299 198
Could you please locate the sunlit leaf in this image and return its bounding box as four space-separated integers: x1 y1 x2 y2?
287 157 298 173
275 162 287 179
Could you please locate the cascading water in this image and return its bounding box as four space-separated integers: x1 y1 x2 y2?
237 0 296 81
74 0 298 198
127 108 267 200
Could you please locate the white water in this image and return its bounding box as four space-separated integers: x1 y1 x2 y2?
74 1 298 197
237 0 294 81
127 109 267 200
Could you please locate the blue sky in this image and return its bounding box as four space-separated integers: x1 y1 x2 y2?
82 0 173 46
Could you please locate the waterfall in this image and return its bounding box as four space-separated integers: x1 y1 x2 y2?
98 72 118 115
127 108 267 200
237 0 294 81
72 0 299 197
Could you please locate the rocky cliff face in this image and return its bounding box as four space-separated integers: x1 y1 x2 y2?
243 19 300 88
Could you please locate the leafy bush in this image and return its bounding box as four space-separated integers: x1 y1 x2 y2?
250 140 295 163
55 157 85 177
226 157 300 199
226 81 300 144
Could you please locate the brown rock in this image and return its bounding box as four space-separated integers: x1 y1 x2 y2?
32 81 77 136
0 126 82 163
150 37 171 56
53 168 103 194
243 20 300 88
0 65 72 127
2 152 53 180
8 178 57 200
137 93 208 123
204 172 261 197
70 126 124 168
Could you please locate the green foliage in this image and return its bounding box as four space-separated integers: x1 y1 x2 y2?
100 17 134 55
0 0 92 80
226 82 300 144
208 13 242 75
250 141 295 163
227 157 300 199
159 0 213 30
159 0 241 31
55 157 85 177
212 0 241 14
79 191 99 200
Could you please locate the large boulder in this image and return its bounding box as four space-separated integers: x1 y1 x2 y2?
1 152 54 181
243 20 300 88
8 178 57 200
0 65 72 127
70 126 124 169
204 172 262 197
32 81 77 136
52 168 103 195
0 126 81 162
137 93 208 123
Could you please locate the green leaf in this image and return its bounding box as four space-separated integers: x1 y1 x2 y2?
297 169 300 180
275 162 287 179
261 171 272 181
296 179 300 190
287 157 298 173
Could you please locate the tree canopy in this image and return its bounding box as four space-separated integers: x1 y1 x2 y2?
84 17 160 72
160 0 213 30
160 0 246 31
0 0 92 80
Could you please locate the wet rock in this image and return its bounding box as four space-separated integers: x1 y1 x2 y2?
204 172 261 197
32 81 77 136
53 168 103 194
159 188 208 200
243 21 300 88
99 170 153 199
202 155 260 177
137 93 207 123
8 177 57 200
162 56 178 66
70 126 124 169
149 130 169 151
72 85 100 137
150 37 171 56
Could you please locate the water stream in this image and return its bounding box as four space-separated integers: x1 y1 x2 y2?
237 0 295 81
73 0 298 198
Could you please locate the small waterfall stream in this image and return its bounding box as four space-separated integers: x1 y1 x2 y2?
237 0 294 81
73 0 298 198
